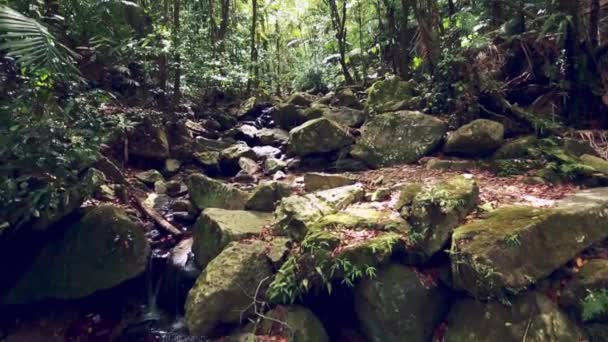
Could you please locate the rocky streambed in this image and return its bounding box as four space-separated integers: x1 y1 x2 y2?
3 80 608 341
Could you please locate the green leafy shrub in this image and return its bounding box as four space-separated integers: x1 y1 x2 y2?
582 289 608 322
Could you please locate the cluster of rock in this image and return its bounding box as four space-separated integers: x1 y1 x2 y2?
180 167 608 341
5 75 608 342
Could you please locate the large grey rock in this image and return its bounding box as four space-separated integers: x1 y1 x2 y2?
256 128 289 146
405 176 479 261
288 118 354 156
445 292 586 342
185 240 286 336
187 173 250 210
444 119 505 157
451 188 608 298
128 116 170 160
365 77 420 114
355 264 449 342
191 208 274 269
135 169 164 185
274 184 365 240
4 205 149 304
351 111 447 168
246 181 292 212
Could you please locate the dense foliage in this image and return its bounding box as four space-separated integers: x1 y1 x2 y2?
1 0 608 231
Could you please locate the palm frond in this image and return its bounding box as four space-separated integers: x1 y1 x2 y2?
0 5 80 77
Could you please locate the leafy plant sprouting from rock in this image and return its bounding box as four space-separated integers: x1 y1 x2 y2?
582 289 608 322
267 230 397 304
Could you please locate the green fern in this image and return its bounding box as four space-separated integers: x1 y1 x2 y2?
0 5 80 76
582 289 608 322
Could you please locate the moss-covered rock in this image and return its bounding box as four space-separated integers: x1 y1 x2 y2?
4 205 149 304
287 92 316 107
256 128 289 146
185 240 278 336
351 111 447 168
252 306 329 342
355 264 449 342
493 135 539 159
445 292 586 342
193 151 221 174
564 138 600 157
451 188 608 298
244 181 292 212
191 208 274 269
187 173 250 210
288 118 354 156
581 154 608 174
314 204 409 234
444 119 505 157
406 176 479 261
323 106 366 127
264 158 287 175
220 144 257 175
274 184 365 240
365 77 420 114
135 169 164 186
561 259 608 322
128 116 170 160
303 172 356 192
272 104 310 130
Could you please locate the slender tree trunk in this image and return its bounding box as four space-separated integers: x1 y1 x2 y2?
247 0 258 93
159 0 169 109
328 0 354 84
590 0 600 49
172 0 181 107
559 0 581 122
448 0 455 17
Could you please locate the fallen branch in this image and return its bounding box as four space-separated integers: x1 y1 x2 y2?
93 156 183 236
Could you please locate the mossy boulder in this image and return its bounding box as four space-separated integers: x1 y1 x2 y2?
581 154 608 174
451 188 608 298
351 111 447 168
135 169 164 185
187 173 250 210
564 138 600 157
185 240 280 336
256 128 289 146
191 208 274 269
274 184 365 240
287 92 316 107
128 116 170 160
493 135 539 159
220 144 257 175
406 176 479 261
561 259 608 322
252 306 329 342
445 292 586 342
288 118 354 156
303 172 356 192
313 205 409 234
323 106 366 127
355 264 449 342
444 119 505 157
366 77 420 114
272 104 311 130
4 205 149 304
245 181 292 212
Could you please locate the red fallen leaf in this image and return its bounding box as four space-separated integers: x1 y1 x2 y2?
432 322 448 342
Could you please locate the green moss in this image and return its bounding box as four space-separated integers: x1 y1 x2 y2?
493 159 543 177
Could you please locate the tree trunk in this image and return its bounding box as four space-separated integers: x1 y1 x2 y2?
590 0 600 48
172 0 181 108
159 0 169 109
247 0 258 93
328 0 354 84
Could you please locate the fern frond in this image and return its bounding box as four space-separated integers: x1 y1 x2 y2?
0 5 80 77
